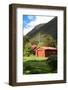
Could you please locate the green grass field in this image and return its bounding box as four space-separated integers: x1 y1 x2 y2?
24 56 48 61
23 55 57 74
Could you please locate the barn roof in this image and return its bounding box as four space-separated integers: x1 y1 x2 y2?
37 47 57 50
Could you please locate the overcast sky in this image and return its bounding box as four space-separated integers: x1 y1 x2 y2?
23 15 55 35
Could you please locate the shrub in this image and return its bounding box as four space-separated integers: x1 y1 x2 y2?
23 42 34 56
23 60 53 74
46 55 57 72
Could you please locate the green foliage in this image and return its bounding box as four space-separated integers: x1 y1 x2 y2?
46 55 57 72
38 42 44 47
23 34 57 57
23 36 34 56
42 34 57 47
23 60 52 74
31 34 57 47
24 43 34 56
31 40 39 45
23 56 57 74
24 56 46 61
23 36 29 48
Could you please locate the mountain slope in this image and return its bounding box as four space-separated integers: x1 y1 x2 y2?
24 17 57 43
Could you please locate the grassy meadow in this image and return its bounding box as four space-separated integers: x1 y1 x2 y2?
23 55 57 74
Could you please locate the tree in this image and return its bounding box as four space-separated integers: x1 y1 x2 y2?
31 40 39 45
23 36 29 48
42 34 57 47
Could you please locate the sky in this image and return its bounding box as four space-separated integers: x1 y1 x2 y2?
23 15 55 35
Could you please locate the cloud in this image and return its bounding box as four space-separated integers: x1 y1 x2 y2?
23 15 36 29
27 16 36 21
23 15 55 35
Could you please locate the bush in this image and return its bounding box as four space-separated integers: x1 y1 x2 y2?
23 55 57 74
23 42 34 56
46 55 57 72
23 60 54 74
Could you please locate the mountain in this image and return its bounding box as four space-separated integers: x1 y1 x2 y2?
24 17 57 43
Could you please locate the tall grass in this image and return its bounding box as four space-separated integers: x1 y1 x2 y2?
23 55 57 74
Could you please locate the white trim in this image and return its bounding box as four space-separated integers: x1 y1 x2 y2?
16 8 64 82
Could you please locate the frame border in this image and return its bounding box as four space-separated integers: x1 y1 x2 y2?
9 4 66 86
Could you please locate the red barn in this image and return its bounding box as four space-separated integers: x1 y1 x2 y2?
35 47 57 57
